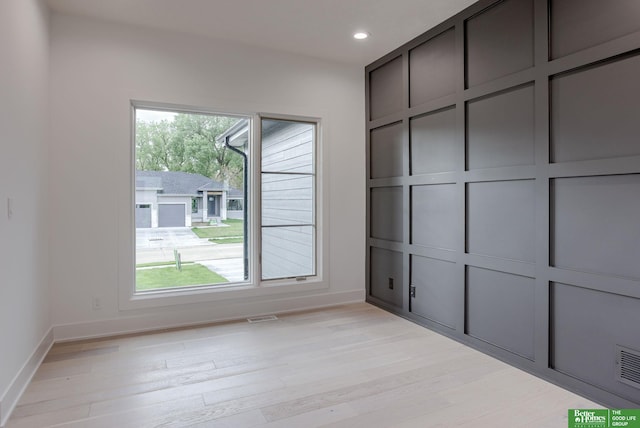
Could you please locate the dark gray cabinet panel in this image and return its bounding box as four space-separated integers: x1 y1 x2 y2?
409 29 456 107
467 267 535 359
411 255 457 329
370 56 403 120
552 175 640 280
370 247 403 308
467 84 534 170
551 54 640 163
465 0 534 87
370 122 403 179
411 184 456 250
410 107 457 175
550 0 640 59
467 180 535 263
370 187 403 242
552 283 640 403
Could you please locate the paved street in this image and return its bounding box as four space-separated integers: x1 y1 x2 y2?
136 227 212 249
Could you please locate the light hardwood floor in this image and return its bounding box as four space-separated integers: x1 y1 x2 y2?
7 303 600 427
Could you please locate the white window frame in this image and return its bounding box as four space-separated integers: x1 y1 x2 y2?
118 102 329 311
258 114 320 282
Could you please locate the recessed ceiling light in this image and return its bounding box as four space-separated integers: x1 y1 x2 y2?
353 32 369 40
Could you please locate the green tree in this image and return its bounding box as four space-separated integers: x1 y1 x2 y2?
135 113 243 187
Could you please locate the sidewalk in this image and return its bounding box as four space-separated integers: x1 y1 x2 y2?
136 243 243 264
200 258 245 283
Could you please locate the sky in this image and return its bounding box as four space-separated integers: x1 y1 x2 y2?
136 109 177 123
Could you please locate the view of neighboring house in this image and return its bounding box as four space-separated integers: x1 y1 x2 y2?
135 170 238 228
226 187 244 220
220 118 315 280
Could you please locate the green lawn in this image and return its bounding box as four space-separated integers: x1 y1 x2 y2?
136 264 228 291
192 219 243 244
209 237 244 244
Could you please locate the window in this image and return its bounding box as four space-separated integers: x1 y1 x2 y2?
261 118 316 280
129 105 322 303
228 199 243 211
134 107 248 292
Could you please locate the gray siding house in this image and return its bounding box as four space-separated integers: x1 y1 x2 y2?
261 120 315 280
135 170 229 228
226 187 244 220
219 119 315 280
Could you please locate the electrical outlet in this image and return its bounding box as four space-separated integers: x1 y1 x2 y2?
92 297 102 310
388 277 394 290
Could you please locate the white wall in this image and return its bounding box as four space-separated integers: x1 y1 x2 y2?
0 0 51 421
49 14 365 336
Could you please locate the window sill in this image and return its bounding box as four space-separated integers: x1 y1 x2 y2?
118 278 329 311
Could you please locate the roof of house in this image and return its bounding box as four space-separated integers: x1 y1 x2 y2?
136 170 226 194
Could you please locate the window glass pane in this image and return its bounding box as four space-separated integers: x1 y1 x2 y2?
134 108 249 292
261 118 316 280
261 174 313 226
262 226 315 280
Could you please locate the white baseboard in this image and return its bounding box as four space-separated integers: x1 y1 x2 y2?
54 289 365 342
0 328 54 428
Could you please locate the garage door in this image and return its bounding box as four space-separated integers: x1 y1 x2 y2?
158 204 185 227
135 204 152 228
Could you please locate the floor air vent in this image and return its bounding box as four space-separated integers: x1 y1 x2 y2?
247 315 278 323
616 345 640 389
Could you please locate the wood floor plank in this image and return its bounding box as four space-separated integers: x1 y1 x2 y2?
19 361 216 406
42 346 120 363
88 367 286 417
45 396 206 428
256 403 358 428
4 404 90 428
7 303 601 428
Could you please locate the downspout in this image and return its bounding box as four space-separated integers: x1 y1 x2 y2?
225 137 249 281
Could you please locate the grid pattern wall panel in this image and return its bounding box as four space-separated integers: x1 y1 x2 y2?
550 0 640 59
465 0 534 87
411 184 457 250
410 108 457 175
370 187 403 242
550 54 640 163
466 266 535 360
466 84 535 170
366 0 640 407
369 56 403 121
551 282 640 402
370 247 404 308
466 180 536 263
409 29 456 107
410 255 458 329
551 175 640 280
370 122 404 179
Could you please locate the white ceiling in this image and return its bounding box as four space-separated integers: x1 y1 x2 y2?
45 0 478 66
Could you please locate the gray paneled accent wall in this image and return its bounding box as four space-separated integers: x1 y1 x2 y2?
366 0 640 407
